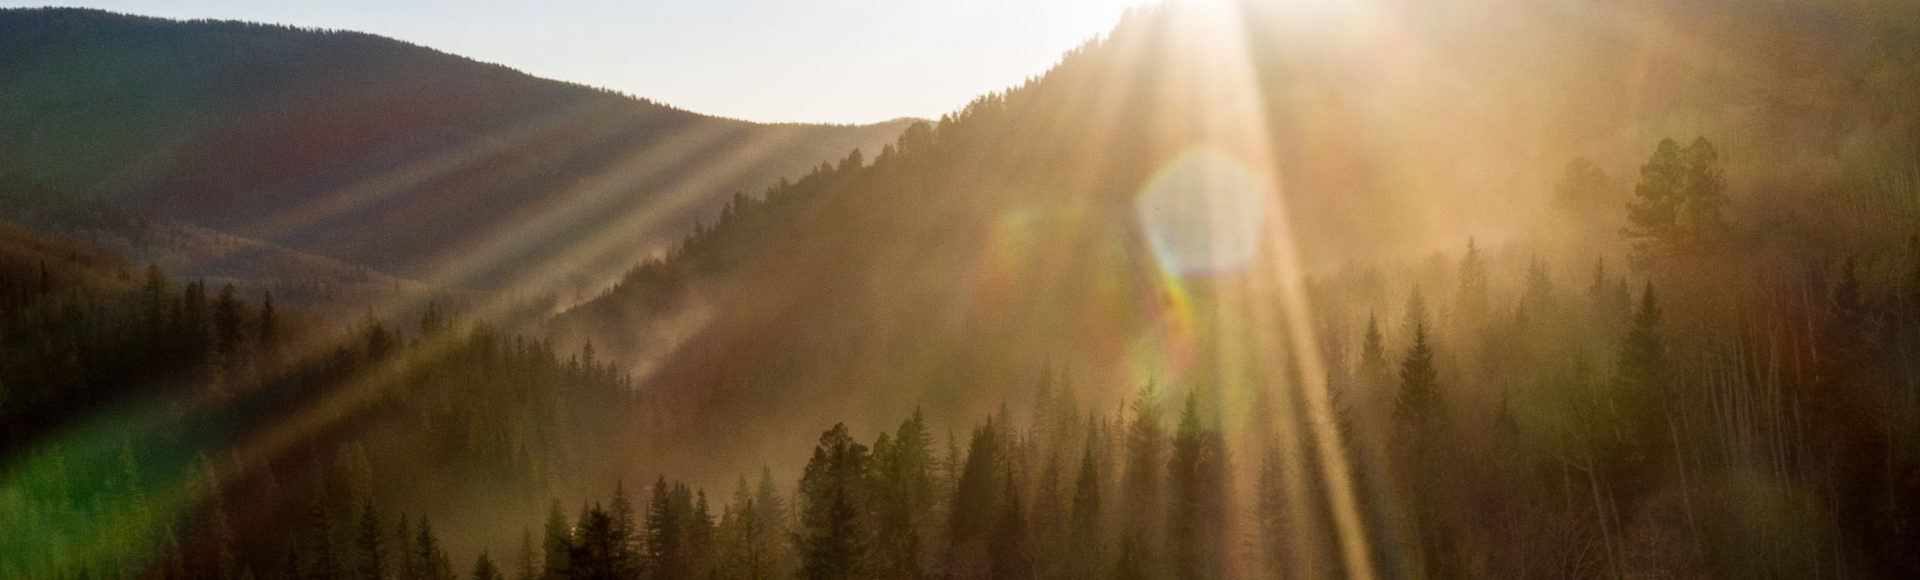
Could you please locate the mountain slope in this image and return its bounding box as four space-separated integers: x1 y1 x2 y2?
0 8 913 293
553 0 1920 481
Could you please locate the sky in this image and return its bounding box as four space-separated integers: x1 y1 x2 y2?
5 0 1146 124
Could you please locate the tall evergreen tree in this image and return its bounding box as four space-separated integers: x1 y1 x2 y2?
1457 237 1489 322
516 529 539 580
1612 283 1669 468
609 481 639 566
541 504 571 580
568 505 633 580
1119 382 1165 576
752 467 788 575
414 518 455 580
307 503 342 580
1360 310 1388 388
1522 255 1554 318
214 283 243 359
949 418 1005 578
643 477 690 579
690 491 716 578
988 467 1031 580
354 501 386 580
470 553 501 580
1066 423 1104 579
795 424 871 580
395 515 417 580
259 290 278 356
1167 392 1226 580
1396 292 1442 428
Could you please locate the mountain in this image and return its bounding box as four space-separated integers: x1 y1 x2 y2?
0 173 462 322
0 8 914 293
552 0 1920 486
10 2 1920 578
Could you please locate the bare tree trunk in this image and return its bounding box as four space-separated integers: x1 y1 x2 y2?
1582 451 1620 580
1666 402 1702 558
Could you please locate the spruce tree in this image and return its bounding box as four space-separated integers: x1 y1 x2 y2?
609 481 638 566
1066 425 1103 578
1612 283 1669 463
1396 291 1442 429
541 504 570 580
354 502 385 580
414 518 454 580
516 529 539 580
470 553 501 580
307 503 342 580
395 515 417 580
795 424 870 580
1457 237 1489 322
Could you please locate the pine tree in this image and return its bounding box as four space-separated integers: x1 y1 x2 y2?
1552 156 1612 216
1627 137 1727 265
988 467 1030 580
949 418 1006 577
689 491 716 577
643 477 687 579
608 481 638 566
1588 257 1609 310
1396 292 1442 429
1678 137 1728 247
541 504 571 580
1360 310 1387 386
1522 255 1554 318
354 501 386 580
141 265 169 338
1066 424 1104 578
470 553 501 580
1029 454 1065 579
516 529 539 580
752 467 787 575
569 505 633 580
214 283 243 359
726 476 770 580
1167 392 1225 580
415 518 454 580
795 424 870 580
1612 283 1669 461
420 302 446 338
873 409 933 578
395 515 417 580
1626 138 1687 264
1457 237 1489 322
308 503 342 580
183 280 209 360
259 290 278 360
1118 382 1164 576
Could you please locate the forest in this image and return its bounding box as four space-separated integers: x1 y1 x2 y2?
7 0 1920 579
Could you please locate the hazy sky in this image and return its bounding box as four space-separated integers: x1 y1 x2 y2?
7 0 1144 124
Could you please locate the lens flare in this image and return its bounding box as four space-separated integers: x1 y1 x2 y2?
1136 146 1273 276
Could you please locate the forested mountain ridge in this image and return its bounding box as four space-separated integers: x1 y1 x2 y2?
553 0 1920 485
0 173 455 320
0 215 642 578
534 1 1920 577
0 8 914 293
10 1 1920 579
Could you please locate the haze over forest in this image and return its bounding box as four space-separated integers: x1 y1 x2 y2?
5 1 1920 579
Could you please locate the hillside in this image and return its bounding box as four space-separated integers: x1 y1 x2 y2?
0 8 913 293
558 0 1920 469
8 2 1920 578
543 1 1920 574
